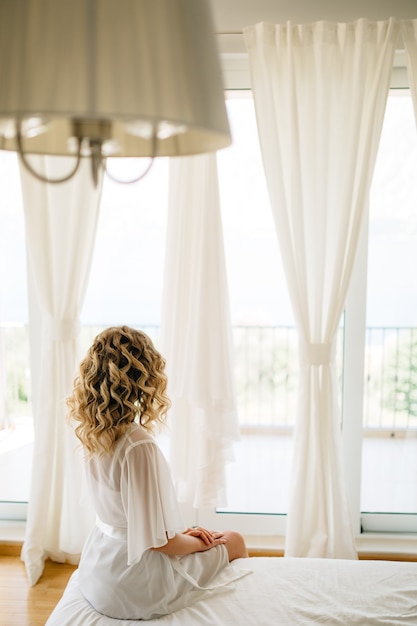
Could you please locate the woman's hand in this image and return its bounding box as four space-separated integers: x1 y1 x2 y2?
152 528 226 556
183 527 226 551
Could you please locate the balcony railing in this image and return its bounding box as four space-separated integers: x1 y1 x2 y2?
1 323 417 432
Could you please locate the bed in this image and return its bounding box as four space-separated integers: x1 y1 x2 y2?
46 556 417 625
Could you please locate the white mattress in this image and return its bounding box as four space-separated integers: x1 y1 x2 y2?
46 556 417 625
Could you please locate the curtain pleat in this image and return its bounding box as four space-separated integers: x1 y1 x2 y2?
244 18 399 558
19 157 102 585
160 153 239 509
402 19 417 123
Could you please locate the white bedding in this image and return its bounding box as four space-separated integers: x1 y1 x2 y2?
46 556 417 625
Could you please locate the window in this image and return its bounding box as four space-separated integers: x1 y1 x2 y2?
0 152 31 520
360 92 417 532
200 90 417 536
199 96 295 534
81 158 169 332
1 65 417 544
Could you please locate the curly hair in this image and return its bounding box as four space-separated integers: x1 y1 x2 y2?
67 326 171 456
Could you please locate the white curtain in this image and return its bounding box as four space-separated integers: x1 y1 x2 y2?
0 324 7 429
160 153 239 509
20 158 102 585
402 20 417 122
244 19 398 558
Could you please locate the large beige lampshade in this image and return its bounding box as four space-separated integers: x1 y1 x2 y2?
0 0 230 159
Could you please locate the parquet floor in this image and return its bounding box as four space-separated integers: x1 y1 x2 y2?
0 553 76 626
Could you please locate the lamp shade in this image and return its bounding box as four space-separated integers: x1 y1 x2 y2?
0 0 230 158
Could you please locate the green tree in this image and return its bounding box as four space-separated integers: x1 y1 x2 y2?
384 329 417 420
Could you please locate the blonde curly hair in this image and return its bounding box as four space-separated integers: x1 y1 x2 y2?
67 326 170 456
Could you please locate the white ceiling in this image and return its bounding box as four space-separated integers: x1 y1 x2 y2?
210 0 417 33
211 0 415 88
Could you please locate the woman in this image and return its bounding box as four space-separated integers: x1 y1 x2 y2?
67 325 249 620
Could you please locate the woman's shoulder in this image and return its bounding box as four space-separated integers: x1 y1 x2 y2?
118 424 169 471
123 422 158 452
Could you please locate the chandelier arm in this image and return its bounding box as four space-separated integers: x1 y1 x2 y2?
16 127 82 184
104 130 157 185
104 156 155 185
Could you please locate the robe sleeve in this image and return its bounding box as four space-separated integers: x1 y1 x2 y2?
120 440 184 565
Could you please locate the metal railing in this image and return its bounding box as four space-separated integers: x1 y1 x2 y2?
1 323 417 432
363 327 417 431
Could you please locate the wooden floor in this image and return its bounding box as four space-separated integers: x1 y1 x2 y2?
0 551 76 626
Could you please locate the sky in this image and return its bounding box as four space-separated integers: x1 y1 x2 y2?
0 93 417 330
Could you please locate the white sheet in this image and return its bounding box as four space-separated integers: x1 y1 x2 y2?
46 556 417 625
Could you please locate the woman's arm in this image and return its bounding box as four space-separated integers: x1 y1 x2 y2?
152 527 226 556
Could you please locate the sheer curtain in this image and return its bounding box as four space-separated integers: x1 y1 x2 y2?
244 19 398 558
20 158 102 585
0 325 7 429
402 19 417 121
160 153 239 509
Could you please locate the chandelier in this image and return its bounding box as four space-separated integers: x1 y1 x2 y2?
0 0 230 185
